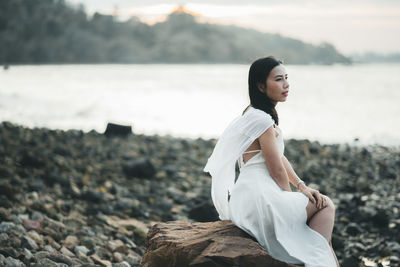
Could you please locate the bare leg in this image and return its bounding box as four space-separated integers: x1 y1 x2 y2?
306 197 340 267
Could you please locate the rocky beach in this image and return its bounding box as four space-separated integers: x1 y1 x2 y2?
0 121 399 267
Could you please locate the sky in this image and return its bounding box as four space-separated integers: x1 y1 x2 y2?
66 0 400 55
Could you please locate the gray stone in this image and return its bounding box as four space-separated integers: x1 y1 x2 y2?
21 235 39 250
0 222 15 233
113 261 131 267
34 251 50 260
74 245 90 255
126 254 141 266
4 257 26 267
37 258 64 267
22 248 33 260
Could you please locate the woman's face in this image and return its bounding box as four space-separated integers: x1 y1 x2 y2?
258 64 289 105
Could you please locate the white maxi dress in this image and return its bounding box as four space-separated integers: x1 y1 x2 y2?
204 107 336 267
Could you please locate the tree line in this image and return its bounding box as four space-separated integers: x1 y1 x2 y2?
0 0 352 64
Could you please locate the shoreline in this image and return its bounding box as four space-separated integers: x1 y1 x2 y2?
0 121 399 266
1 120 399 149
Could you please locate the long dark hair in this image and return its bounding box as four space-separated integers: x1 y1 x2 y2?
244 56 282 125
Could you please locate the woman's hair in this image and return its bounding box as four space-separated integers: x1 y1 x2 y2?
244 56 283 125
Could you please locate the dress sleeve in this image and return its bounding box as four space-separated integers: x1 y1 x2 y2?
203 108 275 220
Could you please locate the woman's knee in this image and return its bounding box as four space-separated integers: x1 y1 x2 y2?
324 196 335 213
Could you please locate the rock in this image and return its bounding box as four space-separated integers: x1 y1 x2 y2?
141 220 298 267
22 220 41 231
345 222 363 236
64 235 79 251
60 246 75 258
3 256 26 267
0 222 15 233
90 253 112 266
125 254 141 266
104 123 132 137
37 258 66 267
74 245 90 256
46 251 75 266
21 235 39 250
113 252 124 263
188 200 219 222
372 209 390 227
122 158 156 179
113 261 131 267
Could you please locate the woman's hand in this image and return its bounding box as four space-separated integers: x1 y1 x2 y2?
298 184 326 209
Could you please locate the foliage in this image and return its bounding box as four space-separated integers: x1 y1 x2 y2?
0 0 352 64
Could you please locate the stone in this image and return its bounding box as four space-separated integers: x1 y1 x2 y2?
122 158 156 179
21 235 39 250
345 223 363 236
64 235 79 251
46 251 75 266
74 245 90 256
141 220 299 267
113 252 124 263
90 253 112 267
22 219 41 231
104 123 132 137
4 256 26 267
188 200 219 222
60 246 75 258
113 261 131 267
0 222 15 233
126 254 141 266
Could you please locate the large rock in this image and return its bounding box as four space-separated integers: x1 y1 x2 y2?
141 220 299 267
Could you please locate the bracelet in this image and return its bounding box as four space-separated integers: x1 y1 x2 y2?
296 179 305 188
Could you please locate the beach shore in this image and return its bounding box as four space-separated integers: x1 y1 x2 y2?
0 121 399 266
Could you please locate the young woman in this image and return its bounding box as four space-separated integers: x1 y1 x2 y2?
204 56 339 267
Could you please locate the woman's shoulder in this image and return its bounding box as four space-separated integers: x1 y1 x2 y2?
243 106 274 122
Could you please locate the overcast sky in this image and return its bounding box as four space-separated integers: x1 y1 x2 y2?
66 0 400 55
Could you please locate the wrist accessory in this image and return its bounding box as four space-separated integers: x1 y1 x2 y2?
296 179 305 188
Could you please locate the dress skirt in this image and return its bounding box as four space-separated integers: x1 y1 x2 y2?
228 157 337 267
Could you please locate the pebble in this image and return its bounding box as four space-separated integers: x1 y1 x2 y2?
74 245 90 256
0 121 399 266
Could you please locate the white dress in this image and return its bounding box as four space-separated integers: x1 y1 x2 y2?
204 107 336 267
228 123 336 266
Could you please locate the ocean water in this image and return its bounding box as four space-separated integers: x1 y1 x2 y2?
1 63 399 147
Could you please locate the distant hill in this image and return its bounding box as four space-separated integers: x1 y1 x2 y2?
0 0 351 64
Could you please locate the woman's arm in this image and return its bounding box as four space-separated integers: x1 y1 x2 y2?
281 155 326 209
281 155 304 188
258 127 291 191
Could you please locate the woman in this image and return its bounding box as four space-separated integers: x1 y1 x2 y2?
204 56 339 267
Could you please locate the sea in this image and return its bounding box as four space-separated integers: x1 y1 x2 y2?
1 63 399 147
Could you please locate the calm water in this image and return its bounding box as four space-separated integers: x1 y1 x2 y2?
1 63 399 146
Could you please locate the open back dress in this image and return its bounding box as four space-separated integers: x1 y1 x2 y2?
204 106 336 267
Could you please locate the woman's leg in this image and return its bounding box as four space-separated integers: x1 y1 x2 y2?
306 197 335 241
306 197 340 266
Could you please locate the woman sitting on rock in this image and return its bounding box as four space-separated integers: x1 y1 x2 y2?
204 56 340 267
